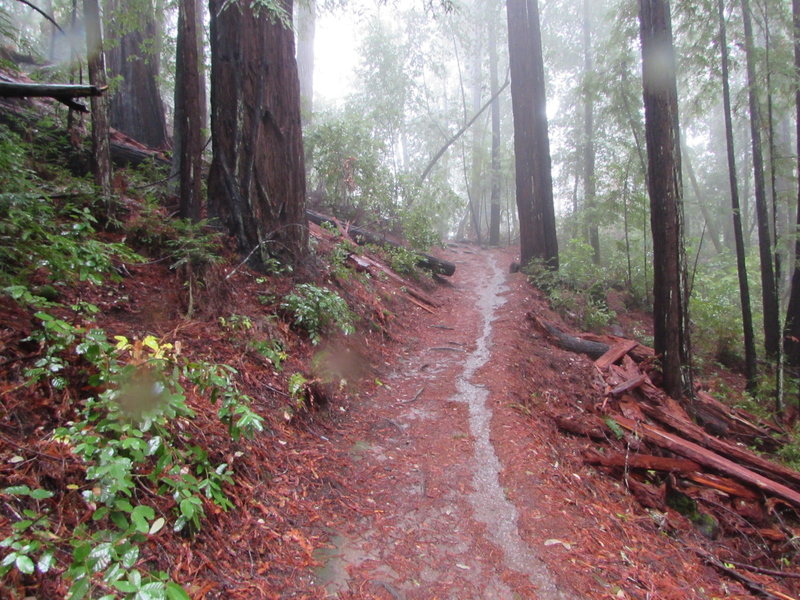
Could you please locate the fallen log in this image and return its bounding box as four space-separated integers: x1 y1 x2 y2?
595 339 639 369
636 402 800 490
553 414 609 441
583 449 699 473
613 416 800 510
306 209 456 276
0 81 105 102
530 315 609 359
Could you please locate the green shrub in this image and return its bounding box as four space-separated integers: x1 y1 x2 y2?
2 310 264 597
281 283 355 345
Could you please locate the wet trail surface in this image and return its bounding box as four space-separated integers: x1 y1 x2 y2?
314 248 572 600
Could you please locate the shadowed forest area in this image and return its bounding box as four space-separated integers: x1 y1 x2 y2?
2 0 800 598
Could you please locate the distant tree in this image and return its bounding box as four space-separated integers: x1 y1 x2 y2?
740 0 782 363
582 0 599 264
638 0 691 400
718 0 757 390
172 0 204 221
207 0 308 266
487 0 501 246
506 0 558 268
83 0 111 199
104 0 168 148
295 0 315 123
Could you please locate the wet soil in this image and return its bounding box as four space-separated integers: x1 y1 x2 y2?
308 245 764 600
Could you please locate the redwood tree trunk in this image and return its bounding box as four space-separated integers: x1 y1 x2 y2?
786 0 800 383
104 0 168 148
638 0 691 400
741 0 782 362
83 0 111 198
173 0 204 221
506 0 558 268
719 0 757 390
208 0 308 267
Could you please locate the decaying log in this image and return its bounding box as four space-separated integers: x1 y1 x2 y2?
306 209 456 276
530 315 610 359
595 339 640 369
613 416 800 509
583 449 699 473
348 253 439 308
684 472 760 500
0 81 106 112
625 476 666 510
636 402 800 490
553 414 609 441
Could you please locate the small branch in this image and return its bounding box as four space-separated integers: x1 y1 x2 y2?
14 0 68 37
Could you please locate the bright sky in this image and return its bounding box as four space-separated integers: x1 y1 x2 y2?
313 10 361 106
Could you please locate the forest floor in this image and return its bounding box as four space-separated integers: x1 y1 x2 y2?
292 244 784 600
3 237 797 600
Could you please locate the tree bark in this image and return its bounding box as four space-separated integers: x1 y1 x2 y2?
719 0 758 391
638 0 691 401
208 0 308 267
104 0 168 148
83 0 112 199
172 0 204 221
506 0 558 268
786 0 800 384
741 0 782 362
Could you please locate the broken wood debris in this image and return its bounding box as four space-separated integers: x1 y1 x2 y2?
539 311 800 585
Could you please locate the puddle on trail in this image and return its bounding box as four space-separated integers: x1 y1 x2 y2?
454 255 567 600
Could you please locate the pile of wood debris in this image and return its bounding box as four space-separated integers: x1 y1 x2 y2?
534 314 800 599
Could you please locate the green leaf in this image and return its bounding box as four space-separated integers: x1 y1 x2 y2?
148 517 166 536
166 582 191 600
37 551 55 573
88 542 113 572
15 554 35 574
30 488 54 500
3 485 31 496
131 505 155 534
120 545 139 569
68 575 91 600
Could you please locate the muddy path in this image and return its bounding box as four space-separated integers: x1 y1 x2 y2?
312 247 576 599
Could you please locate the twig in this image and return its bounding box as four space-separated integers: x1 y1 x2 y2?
724 560 800 581
401 387 425 404
430 346 465 353
694 547 797 600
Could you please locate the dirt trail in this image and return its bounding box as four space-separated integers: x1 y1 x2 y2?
313 247 575 599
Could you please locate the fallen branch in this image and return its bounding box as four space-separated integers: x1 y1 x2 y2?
694 547 797 600
307 209 456 276
613 416 800 509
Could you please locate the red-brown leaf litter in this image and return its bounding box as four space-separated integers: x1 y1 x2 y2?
2 237 800 599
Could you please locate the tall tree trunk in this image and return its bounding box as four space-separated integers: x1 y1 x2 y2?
741 0 782 362
638 0 691 401
719 0 758 390
208 0 308 267
785 0 800 386
83 0 111 199
683 145 724 254
488 0 501 246
104 0 168 148
582 0 600 264
295 0 315 124
172 0 204 221
506 0 558 268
